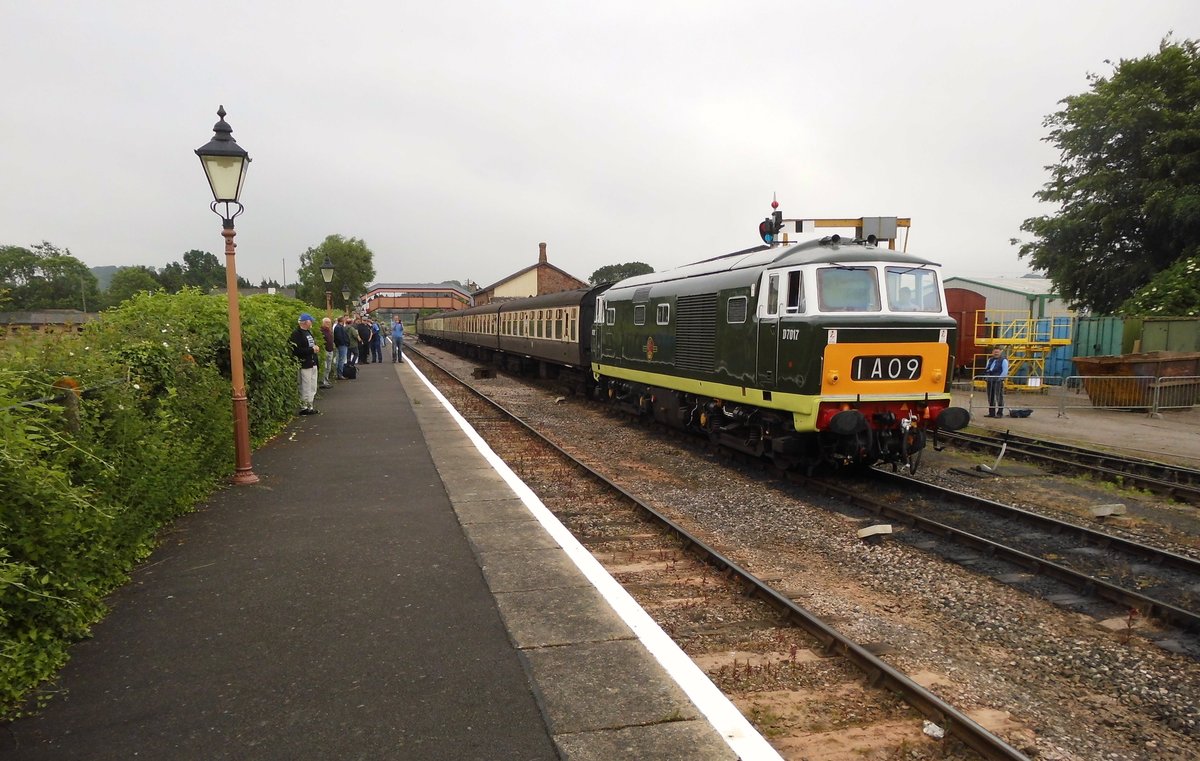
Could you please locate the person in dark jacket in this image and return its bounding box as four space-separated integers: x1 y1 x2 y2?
320 317 335 389
356 318 373 364
333 316 350 377
290 313 320 414
370 319 383 363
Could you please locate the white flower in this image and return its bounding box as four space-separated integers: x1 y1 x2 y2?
133 383 141 390
162 341 170 348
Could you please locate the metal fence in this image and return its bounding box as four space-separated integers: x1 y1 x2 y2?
964 374 1200 418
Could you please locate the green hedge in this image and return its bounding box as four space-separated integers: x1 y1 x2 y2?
0 289 321 717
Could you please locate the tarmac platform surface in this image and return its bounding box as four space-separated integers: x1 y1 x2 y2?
1 353 777 760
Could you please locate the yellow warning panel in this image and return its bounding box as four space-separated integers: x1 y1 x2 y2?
821 341 950 396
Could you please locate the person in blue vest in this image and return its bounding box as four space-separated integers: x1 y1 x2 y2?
391 316 405 363
984 348 1009 418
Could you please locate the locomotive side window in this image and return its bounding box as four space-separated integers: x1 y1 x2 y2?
656 304 669 325
606 308 615 325
634 305 646 325
786 271 804 313
595 297 604 323
727 296 748 323
767 275 779 316
885 266 942 313
816 267 880 312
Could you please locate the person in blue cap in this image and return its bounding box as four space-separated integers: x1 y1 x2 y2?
290 313 320 414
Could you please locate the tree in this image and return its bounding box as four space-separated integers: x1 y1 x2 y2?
104 266 164 308
1015 37 1200 314
158 261 186 293
1120 255 1200 316
589 262 654 285
181 250 226 291
296 235 376 313
0 241 100 311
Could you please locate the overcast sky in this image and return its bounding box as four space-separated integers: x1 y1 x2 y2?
2 2 1195 291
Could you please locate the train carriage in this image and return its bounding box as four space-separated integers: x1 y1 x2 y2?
419 285 605 376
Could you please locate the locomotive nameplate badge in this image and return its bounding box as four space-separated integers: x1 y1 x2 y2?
645 336 657 360
828 329 838 344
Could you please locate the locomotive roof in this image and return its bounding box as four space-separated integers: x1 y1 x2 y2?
611 238 940 291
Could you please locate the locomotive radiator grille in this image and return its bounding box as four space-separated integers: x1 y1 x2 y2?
675 293 717 372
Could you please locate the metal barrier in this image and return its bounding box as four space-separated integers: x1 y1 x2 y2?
964 374 1200 418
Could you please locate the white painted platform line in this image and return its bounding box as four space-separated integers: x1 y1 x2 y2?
408 362 784 761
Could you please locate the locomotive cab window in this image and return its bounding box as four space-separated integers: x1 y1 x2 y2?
766 274 779 316
656 303 669 325
634 305 646 325
817 266 880 312
786 271 804 313
885 266 942 313
606 307 616 325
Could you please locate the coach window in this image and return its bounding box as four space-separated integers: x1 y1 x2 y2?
656 303 669 325
727 296 748 323
634 304 646 325
555 309 563 339
569 311 577 341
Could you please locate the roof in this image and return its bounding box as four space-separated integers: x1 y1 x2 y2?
943 275 1059 297
474 262 586 295
366 283 473 298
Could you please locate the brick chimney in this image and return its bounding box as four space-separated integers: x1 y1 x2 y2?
539 242 547 264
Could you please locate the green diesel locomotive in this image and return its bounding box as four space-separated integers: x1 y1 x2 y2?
591 235 969 473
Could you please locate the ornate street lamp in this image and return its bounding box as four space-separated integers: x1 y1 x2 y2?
195 105 258 485
320 256 335 314
341 286 351 315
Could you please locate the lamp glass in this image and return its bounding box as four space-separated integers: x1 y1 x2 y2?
200 154 248 203
320 258 335 284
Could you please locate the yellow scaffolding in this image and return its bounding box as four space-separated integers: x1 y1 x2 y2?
971 310 1073 391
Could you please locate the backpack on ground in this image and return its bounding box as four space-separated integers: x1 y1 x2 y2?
342 364 358 380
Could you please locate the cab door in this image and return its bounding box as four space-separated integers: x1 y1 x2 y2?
757 272 780 387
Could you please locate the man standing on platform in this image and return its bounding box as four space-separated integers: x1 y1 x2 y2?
356 317 373 364
290 313 320 415
391 315 405 363
333 316 350 378
319 317 335 389
984 347 1009 418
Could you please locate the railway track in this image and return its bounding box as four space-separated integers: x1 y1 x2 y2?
407 344 1029 760
812 470 1200 641
941 429 1200 505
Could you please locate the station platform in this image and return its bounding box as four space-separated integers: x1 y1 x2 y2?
951 388 1200 468
1 352 778 760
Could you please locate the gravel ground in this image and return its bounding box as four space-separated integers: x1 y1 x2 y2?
419 345 1200 761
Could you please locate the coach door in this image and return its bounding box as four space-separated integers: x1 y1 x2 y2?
756 272 780 387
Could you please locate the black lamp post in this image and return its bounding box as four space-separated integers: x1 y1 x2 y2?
195 105 258 485
320 256 335 315
341 286 351 315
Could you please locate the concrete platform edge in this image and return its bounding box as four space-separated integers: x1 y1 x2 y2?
398 361 782 761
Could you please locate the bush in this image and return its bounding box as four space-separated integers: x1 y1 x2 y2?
0 289 321 716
